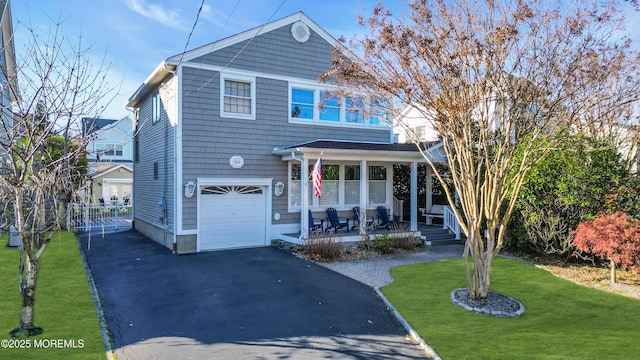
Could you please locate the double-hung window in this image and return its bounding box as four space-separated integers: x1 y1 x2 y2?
289 84 388 127
345 98 364 124
291 88 314 119
319 164 339 206
368 165 387 205
96 144 123 157
290 163 387 210
221 74 255 119
344 165 360 205
319 92 340 122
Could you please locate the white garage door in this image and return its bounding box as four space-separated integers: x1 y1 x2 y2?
199 185 266 251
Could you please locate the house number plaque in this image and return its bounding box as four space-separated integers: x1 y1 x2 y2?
229 156 244 169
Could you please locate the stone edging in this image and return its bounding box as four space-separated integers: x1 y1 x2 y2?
374 287 443 360
450 288 525 317
75 235 115 360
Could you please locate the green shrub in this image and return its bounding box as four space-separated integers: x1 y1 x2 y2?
389 222 418 250
374 233 394 254
392 234 415 250
606 174 640 219
507 134 627 256
303 232 343 261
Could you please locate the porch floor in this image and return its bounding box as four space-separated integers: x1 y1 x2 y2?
280 222 461 246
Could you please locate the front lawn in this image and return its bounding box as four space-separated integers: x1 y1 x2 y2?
0 232 106 359
383 257 640 360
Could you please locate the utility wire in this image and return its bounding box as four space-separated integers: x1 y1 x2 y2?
189 0 288 94
186 0 242 85
219 0 241 37
175 0 205 71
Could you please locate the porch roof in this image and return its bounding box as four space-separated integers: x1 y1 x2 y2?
272 139 444 162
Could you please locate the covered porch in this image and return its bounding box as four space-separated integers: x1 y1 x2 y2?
272 140 460 244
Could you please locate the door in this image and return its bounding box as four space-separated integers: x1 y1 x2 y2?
199 185 266 251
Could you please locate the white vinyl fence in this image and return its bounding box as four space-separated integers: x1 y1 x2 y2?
67 203 133 232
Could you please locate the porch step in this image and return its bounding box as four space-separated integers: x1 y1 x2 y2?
422 226 462 246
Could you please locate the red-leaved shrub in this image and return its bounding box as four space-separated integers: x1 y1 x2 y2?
572 212 640 283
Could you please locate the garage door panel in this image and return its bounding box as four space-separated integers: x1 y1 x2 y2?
200 186 266 251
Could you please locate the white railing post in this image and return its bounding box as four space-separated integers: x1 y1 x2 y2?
443 205 461 240
84 204 89 232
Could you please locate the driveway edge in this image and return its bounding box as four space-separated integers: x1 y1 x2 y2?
374 287 442 360
75 234 115 360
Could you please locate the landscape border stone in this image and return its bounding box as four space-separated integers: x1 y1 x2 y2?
450 288 525 317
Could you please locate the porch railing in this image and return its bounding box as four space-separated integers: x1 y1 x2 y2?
67 203 133 232
393 196 404 221
443 205 462 240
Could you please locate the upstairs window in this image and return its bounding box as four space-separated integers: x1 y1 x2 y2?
319 92 340 122
96 144 123 157
291 88 314 119
221 74 255 119
289 83 388 127
224 80 251 114
345 98 365 124
152 93 161 124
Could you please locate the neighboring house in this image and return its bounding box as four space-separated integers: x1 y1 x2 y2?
0 0 17 165
81 116 134 204
127 12 445 253
394 105 440 144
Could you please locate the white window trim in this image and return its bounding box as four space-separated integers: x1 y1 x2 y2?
288 162 389 212
96 143 123 157
288 81 389 128
220 72 256 120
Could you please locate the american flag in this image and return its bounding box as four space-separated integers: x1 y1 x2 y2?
312 155 322 198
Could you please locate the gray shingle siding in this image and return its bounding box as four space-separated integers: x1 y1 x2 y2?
179 62 389 229
133 87 175 234
134 17 393 244
192 26 334 81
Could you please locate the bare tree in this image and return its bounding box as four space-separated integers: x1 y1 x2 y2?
324 0 640 299
0 20 112 336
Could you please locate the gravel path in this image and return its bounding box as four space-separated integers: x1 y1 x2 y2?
319 244 464 288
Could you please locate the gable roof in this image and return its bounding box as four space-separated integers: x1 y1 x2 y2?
82 117 118 136
126 12 353 109
89 164 133 179
167 12 342 64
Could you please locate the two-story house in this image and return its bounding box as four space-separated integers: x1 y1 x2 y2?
0 0 17 166
82 116 134 204
127 12 444 253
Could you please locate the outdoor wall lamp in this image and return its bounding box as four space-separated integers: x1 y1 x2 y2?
184 181 196 198
274 181 285 197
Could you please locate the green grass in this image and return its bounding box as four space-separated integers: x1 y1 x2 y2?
382 257 640 359
0 233 106 359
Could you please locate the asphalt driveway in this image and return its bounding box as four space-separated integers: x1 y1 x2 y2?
79 230 428 359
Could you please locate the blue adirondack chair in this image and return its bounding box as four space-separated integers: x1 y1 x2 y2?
325 207 349 233
352 206 375 231
376 206 397 230
308 210 324 234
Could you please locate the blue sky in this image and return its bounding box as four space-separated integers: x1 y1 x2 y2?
11 0 640 120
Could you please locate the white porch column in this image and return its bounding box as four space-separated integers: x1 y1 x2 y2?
300 157 310 239
425 165 433 225
359 160 368 235
410 161 418 231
